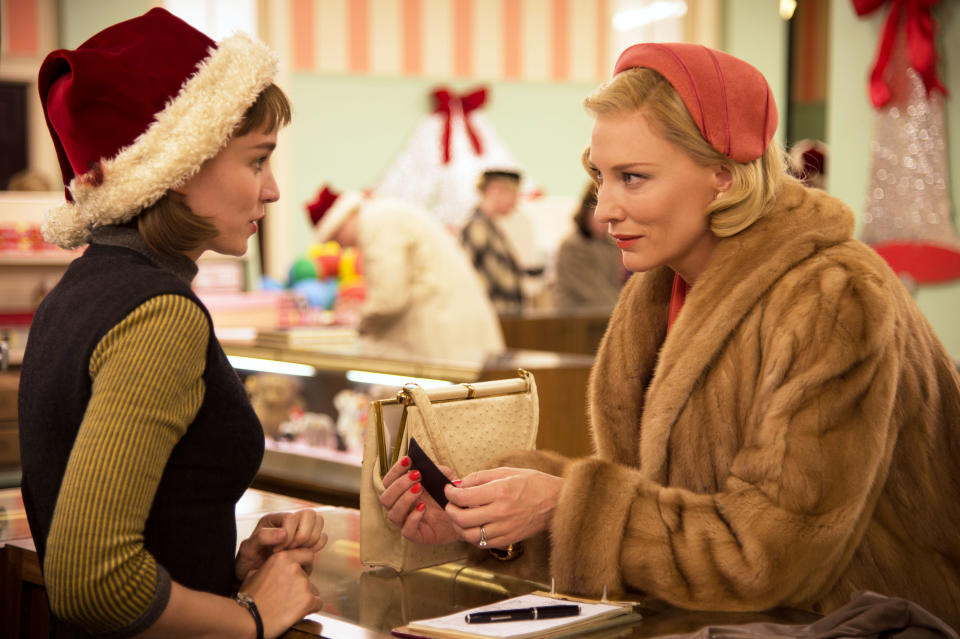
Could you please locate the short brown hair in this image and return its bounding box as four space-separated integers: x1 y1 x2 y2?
138 83 292 256
475 169 521 193
583 68 788 237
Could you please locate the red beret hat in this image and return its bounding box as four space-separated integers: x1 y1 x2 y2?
613 43 778 163
38 8 278 248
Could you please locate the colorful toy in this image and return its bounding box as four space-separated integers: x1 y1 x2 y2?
288 256 317 285
283 241 366 310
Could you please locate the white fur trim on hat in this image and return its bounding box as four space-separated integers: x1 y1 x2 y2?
312 190 365 244
42 32 279 249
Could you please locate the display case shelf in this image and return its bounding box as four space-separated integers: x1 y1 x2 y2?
222 341 595 506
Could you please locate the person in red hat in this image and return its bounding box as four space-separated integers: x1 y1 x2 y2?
19 9 325 639
306 185 505 361
378 42 960 628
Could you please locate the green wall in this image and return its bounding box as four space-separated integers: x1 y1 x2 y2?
60 0 153 48
828 1 960 358
288 74 597 260
723 0 789 146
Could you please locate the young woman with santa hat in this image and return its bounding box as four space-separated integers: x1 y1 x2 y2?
379 42 960 628
19 9 324 638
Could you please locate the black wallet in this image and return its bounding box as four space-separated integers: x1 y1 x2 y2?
408 437 453 508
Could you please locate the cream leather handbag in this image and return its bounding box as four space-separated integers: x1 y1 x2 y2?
359 370 539 572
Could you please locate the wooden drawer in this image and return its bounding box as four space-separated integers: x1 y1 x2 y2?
0 420 19 466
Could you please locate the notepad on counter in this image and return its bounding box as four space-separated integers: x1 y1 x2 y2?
392 592 641 639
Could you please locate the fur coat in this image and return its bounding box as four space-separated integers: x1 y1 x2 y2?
357 198 504 361
500 180 960 627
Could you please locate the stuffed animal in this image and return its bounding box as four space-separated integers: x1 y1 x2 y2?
244 373 304 440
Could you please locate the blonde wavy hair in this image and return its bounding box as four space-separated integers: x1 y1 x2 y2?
582 67 788 237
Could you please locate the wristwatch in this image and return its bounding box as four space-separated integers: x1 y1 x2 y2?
233 591 265 639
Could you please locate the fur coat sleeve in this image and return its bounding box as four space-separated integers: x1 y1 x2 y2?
508 181 960 625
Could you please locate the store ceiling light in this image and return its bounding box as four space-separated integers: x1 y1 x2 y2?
613 1 688 30
345 370 454 388
227 355 317 377
780 0 797 20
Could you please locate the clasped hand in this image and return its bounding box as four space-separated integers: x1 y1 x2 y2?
379 458 563 549
235 509 328 638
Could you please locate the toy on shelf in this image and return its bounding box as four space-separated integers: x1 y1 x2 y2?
283 240 365 314
244 373 305 440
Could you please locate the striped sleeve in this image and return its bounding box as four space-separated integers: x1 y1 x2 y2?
44 294 209 636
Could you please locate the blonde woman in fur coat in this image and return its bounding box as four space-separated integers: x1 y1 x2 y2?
378 42 960 628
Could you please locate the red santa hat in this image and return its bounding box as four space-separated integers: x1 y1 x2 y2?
38 8 279 249
306 185 365 243
613 43 778 163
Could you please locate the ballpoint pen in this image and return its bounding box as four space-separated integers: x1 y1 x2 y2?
465 604 581 623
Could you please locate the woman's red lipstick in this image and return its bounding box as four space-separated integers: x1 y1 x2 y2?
613 234 641 249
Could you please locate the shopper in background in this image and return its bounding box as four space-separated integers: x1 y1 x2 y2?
380 42 960 628
553 181 624 312
19 9 325 638
459 169 531 313
308 186 504 361
789 138 828 190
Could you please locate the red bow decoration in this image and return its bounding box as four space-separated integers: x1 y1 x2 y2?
431 86 487 164
852 0 947 108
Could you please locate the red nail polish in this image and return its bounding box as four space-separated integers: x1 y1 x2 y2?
409 470 421 481
452 480 462 486
400 456 410 467
416 502 426 512
411 484 421 494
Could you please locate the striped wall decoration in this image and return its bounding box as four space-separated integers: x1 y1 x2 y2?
1 0 41 57
290 0 613 82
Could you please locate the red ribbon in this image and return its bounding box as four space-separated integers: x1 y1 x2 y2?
431 86 487 164
852 0 947 108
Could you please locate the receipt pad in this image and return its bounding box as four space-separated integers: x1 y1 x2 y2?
408 437 453 508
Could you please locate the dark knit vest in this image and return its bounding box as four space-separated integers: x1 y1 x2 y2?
19 244 264 632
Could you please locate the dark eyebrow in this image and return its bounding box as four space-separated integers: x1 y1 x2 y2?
245 142 276 152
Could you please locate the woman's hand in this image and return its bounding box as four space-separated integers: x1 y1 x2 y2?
235 510 327 583
240 549 323 639
379 456 460 545
444 467 563 548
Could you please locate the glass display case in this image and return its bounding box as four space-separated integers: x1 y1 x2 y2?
222 338 595 507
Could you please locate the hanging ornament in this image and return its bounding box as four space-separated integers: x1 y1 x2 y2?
854 0 960 287
375 85 540 230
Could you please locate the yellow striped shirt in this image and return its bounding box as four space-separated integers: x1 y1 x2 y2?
44 293 209 635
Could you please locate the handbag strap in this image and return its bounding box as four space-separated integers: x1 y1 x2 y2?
401 370 536 465
402 383 454 464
